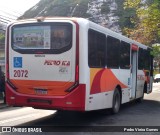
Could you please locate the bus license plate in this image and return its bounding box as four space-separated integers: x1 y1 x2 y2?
35 89 48 95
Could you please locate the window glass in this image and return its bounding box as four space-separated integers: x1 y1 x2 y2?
106 36 120 68
88 29 106 68
12 23 72 54
143 50 151 70
138 48 144 69
13 26 51 49
138 48 150 70
51 26 72 49
120 41 130 69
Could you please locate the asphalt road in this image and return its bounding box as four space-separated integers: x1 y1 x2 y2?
0 83 160 135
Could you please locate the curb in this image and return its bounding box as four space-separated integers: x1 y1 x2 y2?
0 100 8 109
0 103 8 109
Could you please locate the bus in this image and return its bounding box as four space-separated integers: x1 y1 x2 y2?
5 17 153 113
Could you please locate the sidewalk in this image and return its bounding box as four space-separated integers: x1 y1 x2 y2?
0 100 8 109
0 93 8 109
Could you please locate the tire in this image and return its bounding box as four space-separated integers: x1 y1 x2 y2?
136 93 144 103
111 88 121 114
137 83 145 103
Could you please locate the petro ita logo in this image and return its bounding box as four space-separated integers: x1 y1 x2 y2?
13 57 22 68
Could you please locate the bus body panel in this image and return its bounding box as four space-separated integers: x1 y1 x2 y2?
6 83 86 111
83 20 152 111
86 68 130 111
8 20 77 96
76 19 90 111
136 70 146 98
6 18 87 111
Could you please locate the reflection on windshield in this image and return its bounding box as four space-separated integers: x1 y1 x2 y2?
13 26 50 49
13 24 72 51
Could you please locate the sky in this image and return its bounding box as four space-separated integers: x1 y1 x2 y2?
0 0 40 22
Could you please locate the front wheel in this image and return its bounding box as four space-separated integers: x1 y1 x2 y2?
111 88 121 114
137 83 145 103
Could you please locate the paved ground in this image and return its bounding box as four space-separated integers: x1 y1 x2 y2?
0 92 7 109
0 83 160 135
0 101 7 109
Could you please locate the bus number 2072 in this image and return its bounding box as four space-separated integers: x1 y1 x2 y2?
14 70 28 78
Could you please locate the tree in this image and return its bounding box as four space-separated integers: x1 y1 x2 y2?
101 2 110 14
0 33 5 44
124 0 160 46
0 23 5 50
151 44 160 72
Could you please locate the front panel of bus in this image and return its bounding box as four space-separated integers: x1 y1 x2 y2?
6 19 85 111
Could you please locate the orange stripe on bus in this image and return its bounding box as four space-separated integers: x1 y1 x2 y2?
90 69 128 94
10 79 74 96
90 68 103 91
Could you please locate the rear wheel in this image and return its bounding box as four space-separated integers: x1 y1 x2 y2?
111 88 121 114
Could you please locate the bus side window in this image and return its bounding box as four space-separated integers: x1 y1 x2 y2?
88 29 106 68
120 41 130 69
106 36 120 69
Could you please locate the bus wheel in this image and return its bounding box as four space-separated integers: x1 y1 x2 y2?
136 90 144 103
137 83 145 103
111 88 121 114
136 94 144 103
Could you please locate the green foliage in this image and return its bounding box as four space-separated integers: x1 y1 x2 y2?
0 33 5 44
151 44 160 71
118 8 136 29
124 0 141 9
151 44 160 58
72 0 90 18
101 2 110 14
124 0 160 45
114 0 136 29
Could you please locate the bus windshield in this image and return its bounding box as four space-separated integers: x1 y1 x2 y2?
12 23 72 54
